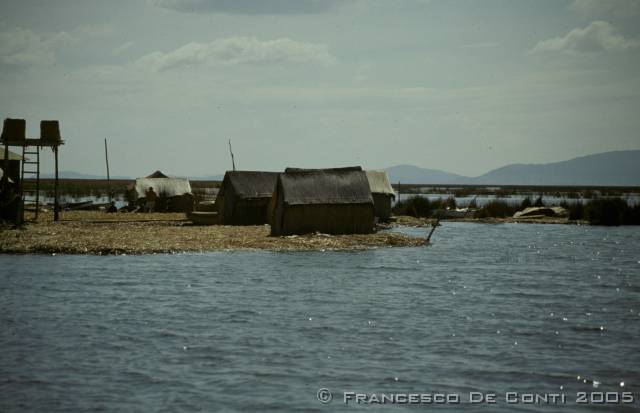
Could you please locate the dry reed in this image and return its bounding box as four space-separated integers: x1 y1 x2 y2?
0 211 426 254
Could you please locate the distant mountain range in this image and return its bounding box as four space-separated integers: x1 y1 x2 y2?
385 165 464 185
386 150 640 186
40 150 639 186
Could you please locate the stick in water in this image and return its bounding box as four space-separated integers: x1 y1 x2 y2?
104 138 111 202
426 219 439 243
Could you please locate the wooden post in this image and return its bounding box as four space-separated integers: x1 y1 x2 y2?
1 144 8 186
34 145 40 220
104 138 111 202
228 139 236 171
54 145 59 221
426 219 439 243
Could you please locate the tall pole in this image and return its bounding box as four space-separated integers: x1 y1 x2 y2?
104 138 111 202
54 146 59 221
228 139 236 171
1 144 9 187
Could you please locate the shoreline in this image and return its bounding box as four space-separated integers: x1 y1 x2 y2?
0 211 594 256
0 211 427 255
387 215 587 227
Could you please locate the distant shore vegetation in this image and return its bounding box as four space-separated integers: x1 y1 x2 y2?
23 179 640 226
392 196 640 226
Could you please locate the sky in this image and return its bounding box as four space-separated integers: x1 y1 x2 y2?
1 0 639 178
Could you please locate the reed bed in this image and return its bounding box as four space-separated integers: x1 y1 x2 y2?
0 211 426 255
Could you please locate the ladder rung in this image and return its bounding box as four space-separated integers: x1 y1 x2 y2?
23 161 39 164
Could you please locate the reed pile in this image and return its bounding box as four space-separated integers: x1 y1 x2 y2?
0 211 426 254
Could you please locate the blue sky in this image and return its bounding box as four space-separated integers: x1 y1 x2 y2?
1 0 639 177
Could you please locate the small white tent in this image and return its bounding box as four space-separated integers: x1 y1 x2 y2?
366 170 396 221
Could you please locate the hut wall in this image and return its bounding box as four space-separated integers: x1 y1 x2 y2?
269 183 285 232
218 191 271 225
167 194 194 212
217 191 233 223
272 203 374 236
229 198 271 225
372 193 393 221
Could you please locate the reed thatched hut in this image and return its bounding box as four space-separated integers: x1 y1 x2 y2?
1 118 26 142
0 146 23 184
216 171 279 225
366 170 396 222
269 167 374 236
146 170 169 179
133 171 193 212
1 120 26 184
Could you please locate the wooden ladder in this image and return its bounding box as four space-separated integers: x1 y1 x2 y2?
21 145 40 219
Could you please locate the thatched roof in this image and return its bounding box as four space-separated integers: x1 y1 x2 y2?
0 146 24 161
285 166 362 173
279 168 373 205
1 118 26 141
40 120 61 142
134 177 192 198
366 170 395 197
220 171 279 199
146 170 169 178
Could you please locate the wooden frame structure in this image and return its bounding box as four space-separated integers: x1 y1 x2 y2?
1 118 64 223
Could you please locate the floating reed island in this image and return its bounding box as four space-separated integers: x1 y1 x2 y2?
0 211 427 255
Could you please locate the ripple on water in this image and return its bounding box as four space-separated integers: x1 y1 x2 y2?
0 223 639 412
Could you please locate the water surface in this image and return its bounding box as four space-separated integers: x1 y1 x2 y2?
1 223 639 412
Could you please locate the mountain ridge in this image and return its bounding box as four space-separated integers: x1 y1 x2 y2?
386 150 640 186
35 150 640 186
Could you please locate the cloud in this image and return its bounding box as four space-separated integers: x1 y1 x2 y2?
136 37 334 71
149 0 343 14
531 21 640 54
113 41 135 56
569 0 640 19
74 23 116 38
0 28 74 67
460 42 499 49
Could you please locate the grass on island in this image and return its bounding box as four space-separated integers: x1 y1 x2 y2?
393 195 640 226
0 211 426 255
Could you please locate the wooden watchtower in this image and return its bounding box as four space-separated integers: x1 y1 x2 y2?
1 118 64 223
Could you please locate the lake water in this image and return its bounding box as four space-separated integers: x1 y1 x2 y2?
1 223 639 412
